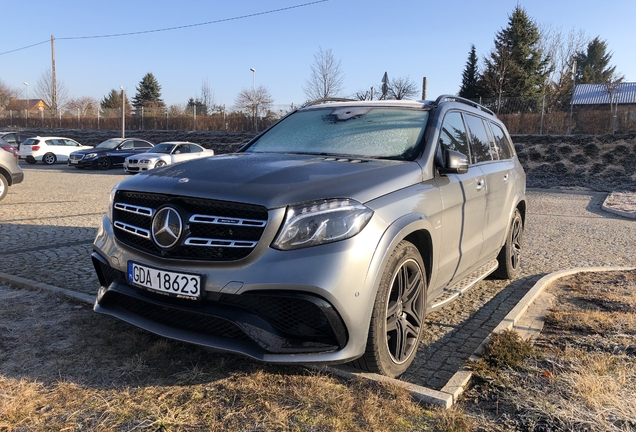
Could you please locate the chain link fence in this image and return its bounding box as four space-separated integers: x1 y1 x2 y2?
1 100 634 135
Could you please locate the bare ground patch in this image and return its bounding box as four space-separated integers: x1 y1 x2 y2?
460 269 636 431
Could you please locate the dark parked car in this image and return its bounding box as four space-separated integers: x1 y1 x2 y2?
68 138 154 169
93 96 526 377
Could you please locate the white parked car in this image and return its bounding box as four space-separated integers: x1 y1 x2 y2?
18 136 92 165
123 141 214 173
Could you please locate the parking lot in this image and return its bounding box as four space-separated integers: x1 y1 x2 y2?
1 163 635 390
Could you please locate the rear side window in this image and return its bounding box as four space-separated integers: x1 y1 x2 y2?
464 114 492 163
490 122 513 160
438 111 470 157
22 138 38 146
134 141 152 149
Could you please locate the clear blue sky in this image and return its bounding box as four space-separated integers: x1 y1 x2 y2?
1 0 634 111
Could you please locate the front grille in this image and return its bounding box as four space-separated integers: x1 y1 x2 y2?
102 291 253 342
69 154 84 161
112 191 268 261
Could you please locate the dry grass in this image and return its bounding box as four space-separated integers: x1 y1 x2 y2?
0 284 438 431
462 269 636 432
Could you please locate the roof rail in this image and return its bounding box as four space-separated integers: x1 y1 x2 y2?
433 95 495 116
302 97 356 107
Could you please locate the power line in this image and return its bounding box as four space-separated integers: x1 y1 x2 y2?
0 0 331 55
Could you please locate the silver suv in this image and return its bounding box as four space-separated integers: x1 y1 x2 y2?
92 96 526 377
0 138 24 201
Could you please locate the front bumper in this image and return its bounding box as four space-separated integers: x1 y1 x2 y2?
93 253 348 358
92 211 386 364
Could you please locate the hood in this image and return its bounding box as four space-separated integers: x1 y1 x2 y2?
127 152 166 160
116 153 423 209
71 147 109 155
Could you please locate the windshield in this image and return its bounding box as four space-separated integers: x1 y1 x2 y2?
96 139 123 149
245 107 429 160
151 143 176 154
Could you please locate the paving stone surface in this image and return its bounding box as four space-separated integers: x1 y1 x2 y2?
1 165 635 390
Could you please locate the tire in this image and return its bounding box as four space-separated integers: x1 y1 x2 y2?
25 158 37 165
43 153 57 165
0 174 8 201
493 209 523 280
154 160 167 169
97 156 112 170
353 240 427 377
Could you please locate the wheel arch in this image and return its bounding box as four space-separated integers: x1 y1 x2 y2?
0 167 12 186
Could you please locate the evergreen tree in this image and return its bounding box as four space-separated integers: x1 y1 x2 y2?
458 45 481 99
575 37 617 84
186 98 208 115
481 6 551 106
100 89 131 111
132 73 165 109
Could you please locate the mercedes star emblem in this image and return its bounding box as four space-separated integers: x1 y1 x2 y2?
152 207 183 249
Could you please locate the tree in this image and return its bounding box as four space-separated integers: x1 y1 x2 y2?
132 73 164 110
199 79 215 114
100 89 131 112
65 96 99 115
234 85 273 131
387 76 418 100
303 47 345 101
186 98 208 116
575 37 617 84
0 79 17 110
539 26 590 110
458 45 481 99
481 6 551 105
35 68 68 109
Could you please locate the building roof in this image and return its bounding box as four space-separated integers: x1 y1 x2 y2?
572 82 636 105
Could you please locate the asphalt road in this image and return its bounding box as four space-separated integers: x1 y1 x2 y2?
1 163 634 390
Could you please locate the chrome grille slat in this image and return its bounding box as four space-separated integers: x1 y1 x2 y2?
185 237 258 248
114 221 151 239
189 214 267 227
114 203 154 217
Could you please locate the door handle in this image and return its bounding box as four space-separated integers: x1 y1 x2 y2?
476 179 485 191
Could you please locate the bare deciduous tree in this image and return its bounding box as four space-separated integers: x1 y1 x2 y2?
35 68 68 109
387 76 418 100
540 25 590 109
199 79 215 114
0 79 17 110
234 85 274 130
352 87 376 101
65 96 99 115
603 73 625 133
303 47 345 101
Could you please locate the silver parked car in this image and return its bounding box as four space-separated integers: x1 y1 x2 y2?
123 141 214 173
92 96 526 377
0 138 24 201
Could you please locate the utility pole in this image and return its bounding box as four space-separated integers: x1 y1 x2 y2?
51 35 57 113
121 86 125 138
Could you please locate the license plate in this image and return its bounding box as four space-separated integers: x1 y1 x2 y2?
127 261 202 299
69 160 78 164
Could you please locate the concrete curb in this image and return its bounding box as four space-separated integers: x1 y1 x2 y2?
2 267 635 409
602 192 636 220
0 271 94 304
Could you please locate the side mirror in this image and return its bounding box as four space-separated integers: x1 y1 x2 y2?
438 149 469 175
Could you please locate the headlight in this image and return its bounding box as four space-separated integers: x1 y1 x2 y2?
139 159 151 164
85 153 97 159
272 199 373 251
107 183 120 222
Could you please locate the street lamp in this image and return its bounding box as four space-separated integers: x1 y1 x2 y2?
23 82 28 127
250 68 256 131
